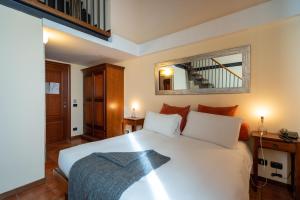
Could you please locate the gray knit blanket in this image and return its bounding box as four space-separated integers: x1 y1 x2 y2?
68 150 170 200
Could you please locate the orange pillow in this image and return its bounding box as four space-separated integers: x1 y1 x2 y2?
197 104 249 141
197 104 238 116
239 123 250 141
160 103 190 132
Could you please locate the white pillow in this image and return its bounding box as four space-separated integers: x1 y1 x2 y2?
143 112 182 136
182 111 242 148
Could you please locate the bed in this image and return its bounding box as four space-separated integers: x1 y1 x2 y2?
58 129 252 200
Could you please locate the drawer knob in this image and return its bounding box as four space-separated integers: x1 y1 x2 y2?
272 144 279 149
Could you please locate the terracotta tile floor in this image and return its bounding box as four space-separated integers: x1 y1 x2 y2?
4 138 293 200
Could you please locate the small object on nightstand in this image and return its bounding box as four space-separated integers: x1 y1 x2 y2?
252 131 300 199
279 129 299 143
122 117 144 133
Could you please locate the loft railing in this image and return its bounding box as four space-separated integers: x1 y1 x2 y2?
21 0 110 38
188 58 242 89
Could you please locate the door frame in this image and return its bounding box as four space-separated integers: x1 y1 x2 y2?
45 60 71 142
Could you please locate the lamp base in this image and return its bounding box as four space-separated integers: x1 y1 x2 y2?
258 125 267 136
131 108 136 118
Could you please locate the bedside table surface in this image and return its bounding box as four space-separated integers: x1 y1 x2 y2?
252 131 300 143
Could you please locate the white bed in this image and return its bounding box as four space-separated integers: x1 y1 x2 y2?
58 129 252 200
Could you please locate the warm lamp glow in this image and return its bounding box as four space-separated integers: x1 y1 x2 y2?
160 67 174 77
131 102 139 110
131 101 140 118
43 31 49 44
255 107 270 133
256 108 268 117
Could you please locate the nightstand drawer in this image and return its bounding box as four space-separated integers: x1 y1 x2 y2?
261 140 296 152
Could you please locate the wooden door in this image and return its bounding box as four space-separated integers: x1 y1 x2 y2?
46 61 70 144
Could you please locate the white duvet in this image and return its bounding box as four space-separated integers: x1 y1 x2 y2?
58 129 252 200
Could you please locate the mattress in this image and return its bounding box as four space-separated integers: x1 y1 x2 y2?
58 129 252 200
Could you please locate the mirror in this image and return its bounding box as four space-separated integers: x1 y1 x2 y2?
155 45 250 95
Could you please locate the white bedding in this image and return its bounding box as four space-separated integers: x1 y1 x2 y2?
58 129 252 200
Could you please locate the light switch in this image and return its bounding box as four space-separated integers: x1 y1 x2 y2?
73 99 78 107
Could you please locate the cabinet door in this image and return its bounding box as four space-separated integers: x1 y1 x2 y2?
83 73 94 136
105 66 124 138
94 71 105 99
84 74 93 100
93 71 106 136
84 102 93 126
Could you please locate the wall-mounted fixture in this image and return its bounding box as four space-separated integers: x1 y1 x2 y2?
73 99 78 107
43 31 49 44
160 67 174 77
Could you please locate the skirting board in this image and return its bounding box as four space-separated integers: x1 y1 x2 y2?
0 178 45 200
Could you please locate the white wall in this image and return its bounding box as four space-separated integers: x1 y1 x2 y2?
118 16 300 134
0 5 45 193
71 64 86 136
117 16 300 183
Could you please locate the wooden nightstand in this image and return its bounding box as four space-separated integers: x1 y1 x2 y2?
252 131 300 199
122 117 145 133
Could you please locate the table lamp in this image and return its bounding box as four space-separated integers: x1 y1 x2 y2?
257 109 267 134
131 102 139 118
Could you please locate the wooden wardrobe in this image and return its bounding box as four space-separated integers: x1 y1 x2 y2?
82 63 124 141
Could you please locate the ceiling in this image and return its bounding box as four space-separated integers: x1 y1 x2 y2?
45 0 272 65
110 0 269 43
44 27 135 66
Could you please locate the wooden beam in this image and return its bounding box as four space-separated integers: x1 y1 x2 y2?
21 0 111 38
